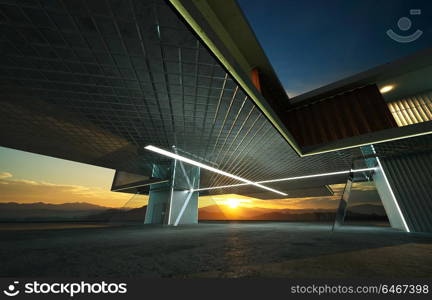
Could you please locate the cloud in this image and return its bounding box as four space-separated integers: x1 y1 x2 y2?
0 174 132 208
0 172 12 179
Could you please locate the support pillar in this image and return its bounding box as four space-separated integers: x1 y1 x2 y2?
369 146 432 233
332 172 353 231
144 156 200 226
361 146 411 232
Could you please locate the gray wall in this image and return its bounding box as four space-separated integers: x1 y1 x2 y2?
169 191 199 225
145 162 200 226
380 151 432 233
373 160 408 231
144 188 170 224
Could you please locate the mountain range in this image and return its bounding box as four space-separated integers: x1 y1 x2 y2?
0 202 387 222
198 204 386 221
0 202 110 221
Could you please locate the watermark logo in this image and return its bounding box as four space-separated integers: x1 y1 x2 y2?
3 281 127 297
387 9 423 43
3 281 19 297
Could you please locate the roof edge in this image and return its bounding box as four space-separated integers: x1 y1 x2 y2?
291 47 432 106
168 0 303 156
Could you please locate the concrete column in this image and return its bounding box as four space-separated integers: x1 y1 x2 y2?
168 190 199 225
354 143 432 233
376 150 432 233
144 158 200 226
372 159 409 232
361 146 410 232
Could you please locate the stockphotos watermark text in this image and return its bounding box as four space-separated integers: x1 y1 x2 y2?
3 280 127 297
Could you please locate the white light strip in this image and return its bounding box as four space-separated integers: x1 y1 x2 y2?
167 156 177 225
195 182 248 191
173 190 193 227
371 146 410 232
193 167 377 192
112 180 169 192
304 130 432 157
144 145 287 196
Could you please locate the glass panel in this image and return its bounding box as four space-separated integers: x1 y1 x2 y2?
344 180 390 227
109 193 148 224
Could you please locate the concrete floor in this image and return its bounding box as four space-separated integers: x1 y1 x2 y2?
0 222 431 278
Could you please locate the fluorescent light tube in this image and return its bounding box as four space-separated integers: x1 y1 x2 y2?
194 167 377 192
144 145 287 196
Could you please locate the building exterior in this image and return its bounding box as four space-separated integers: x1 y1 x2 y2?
0 0 431 231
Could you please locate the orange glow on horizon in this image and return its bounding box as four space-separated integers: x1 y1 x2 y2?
0 146 379 219
1 171 344 211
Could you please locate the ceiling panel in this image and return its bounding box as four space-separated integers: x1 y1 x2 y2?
0 0 364 198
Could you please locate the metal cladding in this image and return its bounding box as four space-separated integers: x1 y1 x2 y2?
1 0 431 216
375 135 432 232
285 85 398 148
0 0 362 199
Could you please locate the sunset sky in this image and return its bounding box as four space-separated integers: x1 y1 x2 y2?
0 146 381 211
238 0 432 96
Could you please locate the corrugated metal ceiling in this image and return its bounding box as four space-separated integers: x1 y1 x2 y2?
0 0 365 198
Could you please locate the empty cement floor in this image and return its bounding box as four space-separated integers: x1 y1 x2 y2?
0 222 431 278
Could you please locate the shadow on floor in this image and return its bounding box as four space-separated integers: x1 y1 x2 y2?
0 222 431 278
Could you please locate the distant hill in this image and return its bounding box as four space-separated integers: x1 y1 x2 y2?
87 206 147 222
0 202 387 222
0 202 109 211
0 202 111 221
0 202 148 222
198 205 274 220
199 204 387 221
199 205 336 221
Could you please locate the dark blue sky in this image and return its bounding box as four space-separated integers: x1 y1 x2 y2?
237 0 432 97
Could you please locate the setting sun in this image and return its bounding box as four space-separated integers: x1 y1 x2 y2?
223 198 252 208
226 198 240 208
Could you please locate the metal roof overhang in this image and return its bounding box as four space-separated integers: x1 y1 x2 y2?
170 0 432 157
0 0 362 199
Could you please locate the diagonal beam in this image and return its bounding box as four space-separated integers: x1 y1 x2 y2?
144 145 287 196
